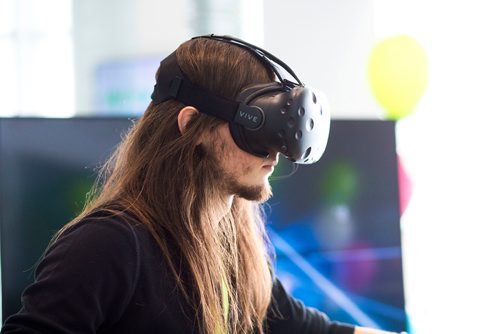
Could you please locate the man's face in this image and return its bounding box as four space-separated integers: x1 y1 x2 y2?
207 123 279 202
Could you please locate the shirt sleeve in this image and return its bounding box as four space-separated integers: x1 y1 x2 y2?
1 217 140 334
265 278 355 334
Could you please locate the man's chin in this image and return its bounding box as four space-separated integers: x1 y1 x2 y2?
230 182 273 203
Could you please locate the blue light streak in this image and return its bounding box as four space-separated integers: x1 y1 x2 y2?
268 228 380 329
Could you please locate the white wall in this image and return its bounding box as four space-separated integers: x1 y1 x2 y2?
384 1 500 333
0 0 74 117
263 0 382 119
71 0 264 113
72 0 191 113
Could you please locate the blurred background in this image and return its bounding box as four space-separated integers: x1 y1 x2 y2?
1 0 500 333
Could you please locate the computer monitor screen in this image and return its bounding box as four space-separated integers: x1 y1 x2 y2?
0 118 132 321
267 120 405 331
0 118 406 331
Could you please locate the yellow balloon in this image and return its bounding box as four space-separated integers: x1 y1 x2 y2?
368 35 429 120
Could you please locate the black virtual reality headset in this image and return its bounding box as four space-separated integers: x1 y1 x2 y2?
151 34 330 164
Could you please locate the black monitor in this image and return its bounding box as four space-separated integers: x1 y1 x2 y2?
267 120 405 331
0 118 406 332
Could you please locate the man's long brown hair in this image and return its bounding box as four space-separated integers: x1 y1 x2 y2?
54 38 275 333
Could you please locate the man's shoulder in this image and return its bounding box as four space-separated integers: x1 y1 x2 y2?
65 209 142 242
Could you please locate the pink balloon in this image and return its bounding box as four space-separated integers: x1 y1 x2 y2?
397 155 413 216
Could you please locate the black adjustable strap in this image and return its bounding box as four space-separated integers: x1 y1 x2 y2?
192 34 303 86
151 51 238 123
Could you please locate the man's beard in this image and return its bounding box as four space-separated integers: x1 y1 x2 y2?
223 170 272 203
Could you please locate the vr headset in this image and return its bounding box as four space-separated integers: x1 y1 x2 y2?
151 34 330 164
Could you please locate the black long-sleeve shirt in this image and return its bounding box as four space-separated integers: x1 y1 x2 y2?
1 212 354 334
